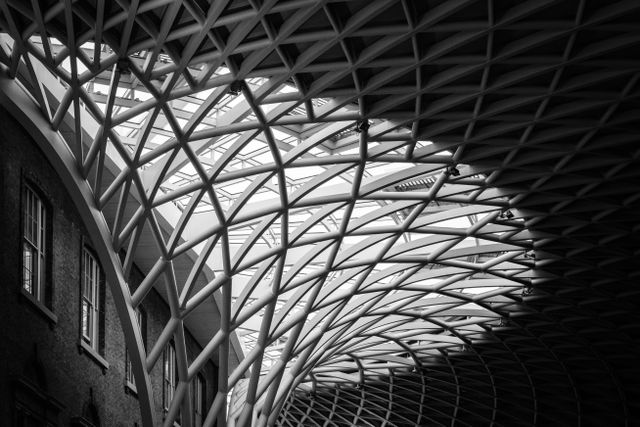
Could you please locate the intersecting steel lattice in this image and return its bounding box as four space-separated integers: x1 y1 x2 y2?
0 0 639 426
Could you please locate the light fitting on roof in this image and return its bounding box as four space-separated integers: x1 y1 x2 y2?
500 209 515 220
229 81 243 96
447 165 460 176
354 119 370 133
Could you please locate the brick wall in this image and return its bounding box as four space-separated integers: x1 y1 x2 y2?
0 106 218 426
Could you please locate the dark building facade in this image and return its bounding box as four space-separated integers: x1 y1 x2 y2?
0 106 218 426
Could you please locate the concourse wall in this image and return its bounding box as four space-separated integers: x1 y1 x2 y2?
0 105 218 426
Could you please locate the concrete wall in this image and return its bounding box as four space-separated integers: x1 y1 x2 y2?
0 106 218 426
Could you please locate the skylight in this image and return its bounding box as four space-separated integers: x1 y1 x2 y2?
2 30 534 422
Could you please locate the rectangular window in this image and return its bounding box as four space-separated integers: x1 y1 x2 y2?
163 343 177 415
126 307 146 389
81 248 102 351
193 374 205 427
22 184 47 302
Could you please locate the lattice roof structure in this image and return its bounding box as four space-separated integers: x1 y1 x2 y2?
0 0 638 426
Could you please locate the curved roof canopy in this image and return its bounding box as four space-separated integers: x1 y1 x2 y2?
0 0 638 426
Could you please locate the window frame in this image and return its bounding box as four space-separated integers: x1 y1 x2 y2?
78 244 108 371
163 342 179 423
193 373 206 427
163 343 177 412
22 183 47 301
125 306 146 394
19 180 56 324
81 247 102 349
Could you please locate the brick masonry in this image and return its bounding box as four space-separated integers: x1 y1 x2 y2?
0 106 218 426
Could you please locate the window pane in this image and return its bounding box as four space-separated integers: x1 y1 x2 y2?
83 252 93 299
23 243 35 294
126 350 134 384
82 299 91 342
163 344 177 413
194 374 205 427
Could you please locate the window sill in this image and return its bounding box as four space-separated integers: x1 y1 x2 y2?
20 288 57 327
125 380 138 397
78 340 109 373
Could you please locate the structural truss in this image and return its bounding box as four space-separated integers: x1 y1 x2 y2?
0 0 639 426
